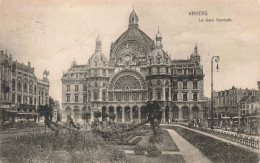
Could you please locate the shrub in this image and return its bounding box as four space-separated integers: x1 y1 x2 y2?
134 144 146 155
146 143 162 157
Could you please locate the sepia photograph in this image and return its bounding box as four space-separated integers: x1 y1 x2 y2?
0 0 260 162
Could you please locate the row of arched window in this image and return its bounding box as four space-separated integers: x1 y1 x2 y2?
12 79 36 94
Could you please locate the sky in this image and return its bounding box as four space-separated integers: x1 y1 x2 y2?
0 0 259 103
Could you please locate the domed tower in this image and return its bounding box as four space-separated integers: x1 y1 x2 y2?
87 36 109 106
147 29 171 110
190 44 200 64
129 9 139 28
71 58 77 67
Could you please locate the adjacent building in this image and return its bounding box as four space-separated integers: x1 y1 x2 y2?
213 86 259 118
239 89 259 116
61 10 206 123
0 50 50 122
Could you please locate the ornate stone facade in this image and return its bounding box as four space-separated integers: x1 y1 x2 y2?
0 50 50 122
61 10 206 123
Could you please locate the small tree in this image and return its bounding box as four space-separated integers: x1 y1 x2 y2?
94 111 102 121
109 113 116 122
82 112 91 123
38 104 53 129
102 112 109 121
145 101 162 144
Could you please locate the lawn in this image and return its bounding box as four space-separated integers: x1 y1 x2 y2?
170 126 259 163
126 154 185 163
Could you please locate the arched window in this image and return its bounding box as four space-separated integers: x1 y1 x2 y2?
24 82 27 92
12 79 15 91
17 80 21 92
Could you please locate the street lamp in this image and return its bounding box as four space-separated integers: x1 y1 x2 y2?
211 56 220 129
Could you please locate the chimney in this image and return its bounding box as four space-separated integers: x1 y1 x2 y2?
28 62 31 67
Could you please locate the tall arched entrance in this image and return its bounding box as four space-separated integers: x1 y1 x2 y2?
182 106 189 122
125 106 131 122
172 106 179 122
116 106 122 122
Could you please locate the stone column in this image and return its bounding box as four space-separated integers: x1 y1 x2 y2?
162 86 165 101
179 108 182 122
138 107 141 122
130 107 133 122
122 107 125 123
169 108 172 123
99 89 102 101
90 110 94 122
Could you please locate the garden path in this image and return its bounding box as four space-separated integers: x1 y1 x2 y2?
166 129 212 163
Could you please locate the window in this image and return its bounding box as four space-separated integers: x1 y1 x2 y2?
67 85 70 91
193 93 198 101
166 67 169 74
83 85 87 91
75 94 78 102
17 95 21 104
24 82 27 92
83 94 87 102
88 91 91 101
66 94 70 102
183 93 187 101
125 92 129 101
23 96 27 104
157 67 160 74
149 68 152 75
149 91 153 100
116 92 122 101
173 82 178 89
103 69 106 76
12 94 15 103
12 79 15 91
102 91 106 101
171 69 174 74
173 93 177 101
29 97 33 104
29 84 33 94
183 82 187 89
133 92 139 101
109 92 113 101
75 85 79 91
94 91 98 101
157 90 161 100
165 88 169 100
193 82 198 89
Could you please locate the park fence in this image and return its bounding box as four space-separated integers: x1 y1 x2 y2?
187 125 259 149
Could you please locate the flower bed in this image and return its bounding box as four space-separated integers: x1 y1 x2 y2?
0 130 127 162
171 126 259 163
